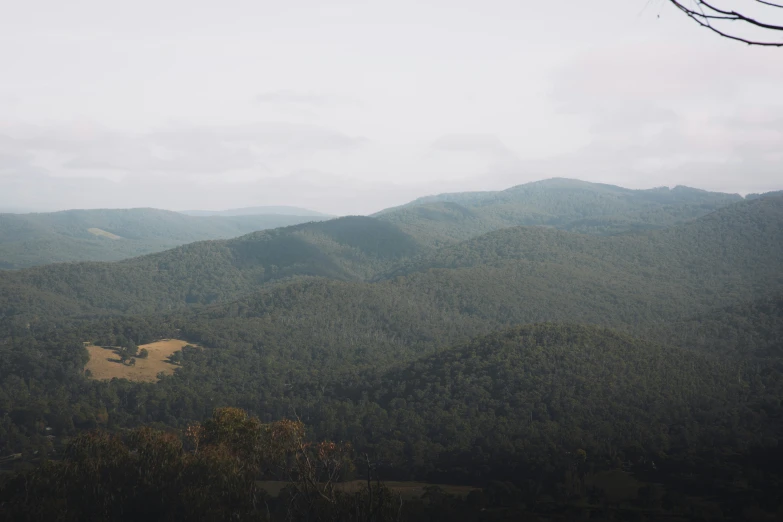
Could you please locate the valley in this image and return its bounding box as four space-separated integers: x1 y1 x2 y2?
5 1 781 517
1 179 782 521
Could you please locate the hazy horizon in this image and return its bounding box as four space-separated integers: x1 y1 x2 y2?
0 176 774 216
2 0 782 215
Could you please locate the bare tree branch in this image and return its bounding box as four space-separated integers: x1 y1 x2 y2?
756 0 783 9
667 0 783 46
699 0 783 29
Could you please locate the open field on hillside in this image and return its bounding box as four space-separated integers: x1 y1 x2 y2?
87 228 122 239
256 480 478 499
85 339 193 382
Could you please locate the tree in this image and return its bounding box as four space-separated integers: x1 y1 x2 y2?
668 0 783 46
169 351 183 365
125 340 138 358
0 408 403 522
138 348 149 359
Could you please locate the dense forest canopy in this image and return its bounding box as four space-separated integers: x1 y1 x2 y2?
1 180 783 520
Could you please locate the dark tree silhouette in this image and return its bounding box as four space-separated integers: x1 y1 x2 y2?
668 0 783 46
125 340 138 357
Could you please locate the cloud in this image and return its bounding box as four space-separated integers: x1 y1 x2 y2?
510 116 783 196
522 41 783 196
431 134 512 155
60 135 261 174
0 153 33 172
427 133 524 182
0 122 398 214
0 165 456 215
0 135 35 172
0 122 367 178
551 42 783 107
255 90 357 108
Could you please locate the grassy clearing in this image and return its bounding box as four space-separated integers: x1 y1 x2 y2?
87 228 122 240
85 339 194 382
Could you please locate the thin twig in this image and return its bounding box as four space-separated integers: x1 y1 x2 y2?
756 0 783 8
699 0 783 29
667 0 783 46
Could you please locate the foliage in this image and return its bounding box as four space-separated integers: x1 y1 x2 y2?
0 408 402 522
0 216 423 317
1 187 783 519
0 208 329 269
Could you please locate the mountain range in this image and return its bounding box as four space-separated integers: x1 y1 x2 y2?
0 178 746 270
0 208 328 269
2 178 783 520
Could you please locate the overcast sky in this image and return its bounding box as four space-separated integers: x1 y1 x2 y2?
1 0 782 215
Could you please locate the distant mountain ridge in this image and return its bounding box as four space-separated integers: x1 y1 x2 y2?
375 177 745 244
0 179 760 270
1 194 781 327
0 178 776 273
0 208 328 269
392 178 738 208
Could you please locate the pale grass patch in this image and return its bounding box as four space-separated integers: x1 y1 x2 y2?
84 339 195 382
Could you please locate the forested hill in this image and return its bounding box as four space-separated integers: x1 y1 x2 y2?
0 196 780 325
126 195 781 375
2 321 775 518
0 208 328 269
0 216 423 318
375 178 743 244
0 179 746 269
2 187 783 519
382 193 783 286
641 290 783 359
331 324 754 479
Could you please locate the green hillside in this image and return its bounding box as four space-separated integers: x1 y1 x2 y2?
333 324 753 479
376 178 743 244
383 194 783 295
0 216 423 317
0 208 328 269
641 291 783 359
171 195 782 376
0 180 746 269
2 183 783 520
1 196 780 325
3 193 773 372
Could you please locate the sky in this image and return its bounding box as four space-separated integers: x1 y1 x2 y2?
1 0 782 215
